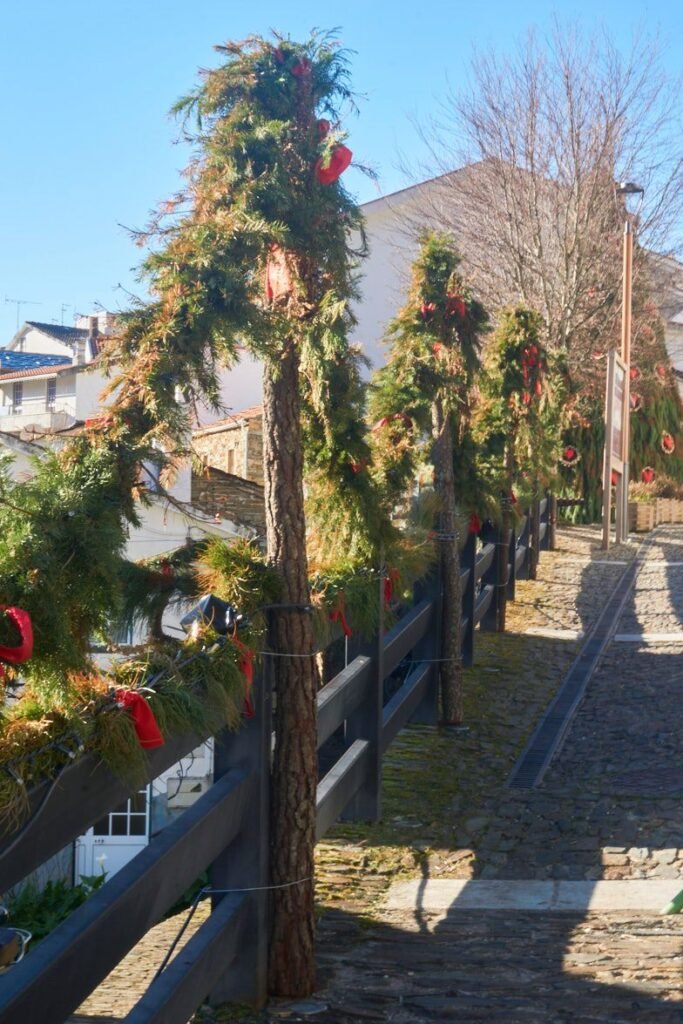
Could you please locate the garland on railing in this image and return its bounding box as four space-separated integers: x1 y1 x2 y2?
0 631 250 835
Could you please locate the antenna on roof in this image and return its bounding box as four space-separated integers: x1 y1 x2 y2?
60 303 74 325
4 297 41 331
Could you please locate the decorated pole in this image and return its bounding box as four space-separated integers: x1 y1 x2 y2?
369 234 488 725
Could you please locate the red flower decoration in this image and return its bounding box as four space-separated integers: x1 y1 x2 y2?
662 432 675 455
469 513 482 534
641 466 656 484
655 364 668 381
522 391 531 405
630 393 643 413
315 144 352 185
629 366 641 382
420 302 436 320
560 445 581 467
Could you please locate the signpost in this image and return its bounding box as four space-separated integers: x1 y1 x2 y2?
602 350 627 549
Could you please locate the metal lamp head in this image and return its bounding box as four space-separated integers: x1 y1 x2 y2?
616 181 644 217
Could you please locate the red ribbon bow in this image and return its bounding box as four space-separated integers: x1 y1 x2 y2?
329 594 353 639
384 568 400 607
315 145 352 185
231 636 255 718
115 690 164 749
0 607 33 667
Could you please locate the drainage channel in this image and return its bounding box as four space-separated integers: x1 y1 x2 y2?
507 532 657 789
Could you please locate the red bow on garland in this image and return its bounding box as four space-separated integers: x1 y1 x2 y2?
641 466 656 484
329 593 353 639
315 145 352 185
115 690 164 749
384 568 401 607
0 607 33 670
231 635 255 718
445 294 466 319
291 57 312 78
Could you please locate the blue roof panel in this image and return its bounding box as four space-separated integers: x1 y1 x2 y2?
0 352 71 371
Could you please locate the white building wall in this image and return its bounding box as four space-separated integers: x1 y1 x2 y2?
74 365 109 421
14 327 72 360
350 185 447 367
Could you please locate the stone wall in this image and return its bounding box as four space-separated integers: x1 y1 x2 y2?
191 466 265 535
193 413 264 486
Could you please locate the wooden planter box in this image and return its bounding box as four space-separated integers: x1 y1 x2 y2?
629 501 655 532
655 498 673 525
672 499 683 524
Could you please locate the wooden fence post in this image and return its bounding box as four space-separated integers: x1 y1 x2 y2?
528 499 541 580
342 571 384 822
479 520 497 632
209 657 272 1007
410 565 442 723
460 531 476 667
545 493 556 551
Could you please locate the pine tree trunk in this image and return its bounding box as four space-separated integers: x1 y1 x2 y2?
432 400 464 724
263 340 317 997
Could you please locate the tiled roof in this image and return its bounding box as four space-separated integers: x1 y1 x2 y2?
0 362 71 381
233 404 263 420
194 405 263 434
0 351 72 372
25 322 89 344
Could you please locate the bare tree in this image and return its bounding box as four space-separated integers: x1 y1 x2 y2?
414 24 683 382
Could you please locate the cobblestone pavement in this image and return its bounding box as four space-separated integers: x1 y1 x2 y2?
301 526 683 1023
70 526 683 1023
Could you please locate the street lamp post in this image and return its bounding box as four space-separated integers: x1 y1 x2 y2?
615 181 644 543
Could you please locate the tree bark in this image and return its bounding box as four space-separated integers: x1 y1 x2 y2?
263 340 317 997
432 400 464 724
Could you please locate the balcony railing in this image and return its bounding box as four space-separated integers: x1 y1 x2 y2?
0 405 76 432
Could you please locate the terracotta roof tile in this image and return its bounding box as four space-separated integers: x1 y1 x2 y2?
0 363 71 381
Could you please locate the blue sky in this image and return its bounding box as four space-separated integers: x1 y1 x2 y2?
0 0 680 341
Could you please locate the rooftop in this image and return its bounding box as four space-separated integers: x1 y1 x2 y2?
193 405 263 434
24 322 90 344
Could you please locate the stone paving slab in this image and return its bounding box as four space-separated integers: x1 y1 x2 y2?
384 879 682 913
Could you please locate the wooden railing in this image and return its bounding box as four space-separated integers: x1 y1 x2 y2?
0 497 554 1023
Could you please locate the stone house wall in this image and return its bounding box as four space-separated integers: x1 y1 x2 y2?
193 410 264 486
191 466 265 535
